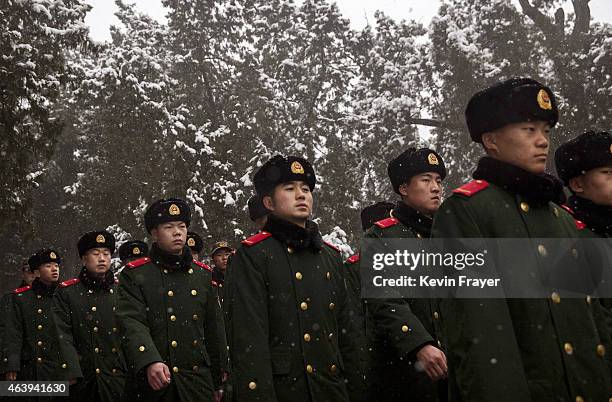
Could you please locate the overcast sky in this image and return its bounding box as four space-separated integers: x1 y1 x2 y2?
85 0 612 42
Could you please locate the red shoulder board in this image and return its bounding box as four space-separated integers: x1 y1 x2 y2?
375 217 399 229
575 219 587 230
242 231 272 247
194 260 212 272
453 180 489 197
13 285 32 294
59 278 80 288
126 257 151 269
346 254 360 264
324 241 340 253
560 205 574 215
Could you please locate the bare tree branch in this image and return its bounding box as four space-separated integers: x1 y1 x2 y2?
518 0 561 40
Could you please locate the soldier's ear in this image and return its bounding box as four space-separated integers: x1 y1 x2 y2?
481 132 498 153
398 182 411 197
262 195 275 212
568 176 585 194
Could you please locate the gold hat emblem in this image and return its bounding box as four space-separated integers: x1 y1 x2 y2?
96 234 105 243
169 204 180 216
133 247 141 255
537 89 552 110
187 238 196 247
219 241 228 248
49 251 57 260
291 161 305 174
427 153 439 165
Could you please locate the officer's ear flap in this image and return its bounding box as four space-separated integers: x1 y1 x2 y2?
568 176 585 194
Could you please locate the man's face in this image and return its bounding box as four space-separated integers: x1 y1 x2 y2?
264 181 313 224
570 166 612 206
212 249 232 273
82 248 112 275
22 265 36 285
37 262 60 285
483 121 551 174
152 221 188 255
399 173 443 216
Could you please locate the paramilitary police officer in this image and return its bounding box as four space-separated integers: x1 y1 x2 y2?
118 240 149 265
431 77 612 401
53 230 128 401
186 232 204 261
116 198 223 401
3 249 63 385
210 241 232 289
1 260 37 375
555 131 612 238
224 155 364 402
364 148 448 402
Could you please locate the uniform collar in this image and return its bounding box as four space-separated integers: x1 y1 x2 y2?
263 214 324 252
31 278 57 297
473 157 565 206
392 202 432 238
569 195 612 237
78 267 115 291
150 243 193 271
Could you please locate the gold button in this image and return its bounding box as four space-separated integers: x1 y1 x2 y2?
94 347 99 353
139 345 145 352
192 365 198 371
326 272 331 280
37 357 42 363
112 348 117 353
193 340 198 346
248 381 257 390
37 341 43 346
112 368 117 374
551 292 561 304
96 368 100 374
192 314 198 320
112 327 117 333
576 397 584 402
37 325 43 330
329 302 335 310
167 290 174 297
37 309 42 314
93 326 98 332
597 344 606 357
306 364 313 373
112 307 116 312
433 311 440 320
586 295 592 304
553 208 559 217
191 290 197 296
571 248 578 258
91 306 97 312
564 342 573 355
328 333 333 340
416 233 423 239
520 202 529 212
109 289 113 294
295 272 303 280
287 247 294 254
172 366 179 373
537 244 547 257
163 269 168 274
437 340 442 348
330 364 337 373
188 268 193 274
304 333 311 342
170 315 177 321
171 341 178 348
300 302 308 311
62 364 67 369
401 325 409 333
37 295 42 299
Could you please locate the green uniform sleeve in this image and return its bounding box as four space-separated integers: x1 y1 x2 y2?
52 288 83 380
4 294 23 373
203 277 222 389
224 248 278 402
116 269 163 374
